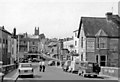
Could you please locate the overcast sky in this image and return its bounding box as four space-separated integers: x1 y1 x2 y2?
0 0 119 39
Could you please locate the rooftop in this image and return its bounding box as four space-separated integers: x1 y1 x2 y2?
78 17 119 38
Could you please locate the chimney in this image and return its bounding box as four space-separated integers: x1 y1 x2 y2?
106 12 113 21
13 28 16 37
2 26 4 29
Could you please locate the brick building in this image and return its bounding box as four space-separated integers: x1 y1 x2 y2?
77 16 119 67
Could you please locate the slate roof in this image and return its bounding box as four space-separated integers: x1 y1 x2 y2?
77 17 119 38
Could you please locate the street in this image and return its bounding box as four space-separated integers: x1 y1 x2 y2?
3 62 118 82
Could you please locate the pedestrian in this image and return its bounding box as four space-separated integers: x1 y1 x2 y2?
39 60 42 72
42 59 45 72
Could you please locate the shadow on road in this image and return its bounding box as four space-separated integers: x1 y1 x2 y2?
18 75 42 79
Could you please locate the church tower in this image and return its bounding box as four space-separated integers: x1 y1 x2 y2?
34 27 39 35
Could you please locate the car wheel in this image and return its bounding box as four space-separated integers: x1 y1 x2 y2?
31 75 34 78
19 75 21 78
88 74 91 77
78 70 82 76
78 72 81 76
94 75 97 78
83 74 86 77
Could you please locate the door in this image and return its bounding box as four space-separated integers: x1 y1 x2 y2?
100 55 107 66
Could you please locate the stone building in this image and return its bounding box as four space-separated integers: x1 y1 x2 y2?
77 16 119 67
17 27 45 60
0 26 17 65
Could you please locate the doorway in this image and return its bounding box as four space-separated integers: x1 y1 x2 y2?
100 55 107 66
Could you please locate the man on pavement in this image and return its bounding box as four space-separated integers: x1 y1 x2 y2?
39 60 42 72
42 60 45 72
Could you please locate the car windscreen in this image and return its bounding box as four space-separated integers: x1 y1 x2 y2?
88 63 93 67
21 64 31 67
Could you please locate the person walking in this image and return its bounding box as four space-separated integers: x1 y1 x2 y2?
39 60 42 72
42 60 45 72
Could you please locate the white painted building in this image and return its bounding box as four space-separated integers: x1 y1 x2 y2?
73 30 79 53
63 39 74 52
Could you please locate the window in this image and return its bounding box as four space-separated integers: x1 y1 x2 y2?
33 42 35 45
99 38 107 49
24 41 26 44
81 37 83 48
96 55 99 63
3 39 5 43
75 41 77 46
75 50 76 53
81 53 83 61
96 38 99 48
6 40 8 44
0 38 1 43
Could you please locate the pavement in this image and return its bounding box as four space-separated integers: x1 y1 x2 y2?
3 69 18 80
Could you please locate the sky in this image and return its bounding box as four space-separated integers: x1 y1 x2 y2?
0 0 119 39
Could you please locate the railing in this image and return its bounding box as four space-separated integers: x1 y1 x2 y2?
0 64 18 75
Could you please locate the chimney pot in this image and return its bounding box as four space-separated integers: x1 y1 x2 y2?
106 12 113 21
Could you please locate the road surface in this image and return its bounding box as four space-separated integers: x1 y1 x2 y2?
3 62 118 82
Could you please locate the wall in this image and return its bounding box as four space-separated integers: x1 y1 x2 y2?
108 38 119 67
78 23 87 61
101 67 120 78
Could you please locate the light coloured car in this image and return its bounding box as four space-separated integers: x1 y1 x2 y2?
48 60 55 66
18 63 34 77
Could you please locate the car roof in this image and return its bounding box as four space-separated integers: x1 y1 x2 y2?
79 61 96 64
19 63 31 65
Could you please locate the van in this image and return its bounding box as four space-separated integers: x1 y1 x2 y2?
68 60 80 73
78 61 101 77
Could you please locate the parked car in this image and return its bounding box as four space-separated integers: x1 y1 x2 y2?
18 63 34 77
78 61 101 77
62 60 71 72
32 58 39 62
48 60 55 66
